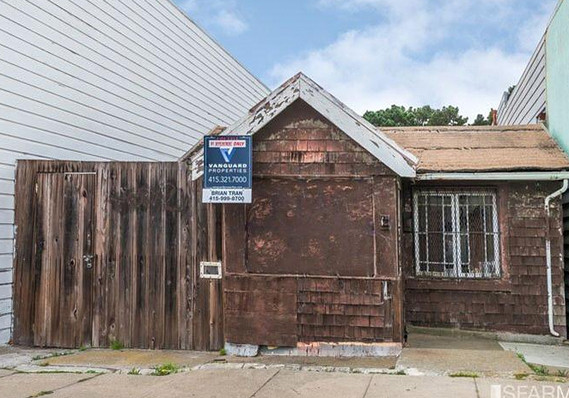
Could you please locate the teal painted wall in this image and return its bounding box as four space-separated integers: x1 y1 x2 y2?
547 0 569 153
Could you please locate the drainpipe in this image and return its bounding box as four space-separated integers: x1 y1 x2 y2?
544 179 568 337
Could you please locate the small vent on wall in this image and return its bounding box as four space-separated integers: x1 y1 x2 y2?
200 262 222 279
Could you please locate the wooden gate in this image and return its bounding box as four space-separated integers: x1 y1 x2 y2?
13 161 223 350
34 173 95 347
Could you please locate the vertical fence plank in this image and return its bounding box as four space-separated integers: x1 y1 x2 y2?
178 162 193 349
93 164 109 347
13 162 37 345
164 163 179 348
61 174 79 348
110 165 121 346
134 163 149 348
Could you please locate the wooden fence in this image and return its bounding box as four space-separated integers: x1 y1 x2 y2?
13 161 222 350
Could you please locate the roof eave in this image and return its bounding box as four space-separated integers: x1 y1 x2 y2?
415 171 569 181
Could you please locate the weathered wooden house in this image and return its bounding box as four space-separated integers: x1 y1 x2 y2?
12 73 569 353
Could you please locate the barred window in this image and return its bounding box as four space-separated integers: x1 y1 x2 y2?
413 190 501 278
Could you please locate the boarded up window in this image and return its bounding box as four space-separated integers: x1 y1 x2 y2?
246 178 375 276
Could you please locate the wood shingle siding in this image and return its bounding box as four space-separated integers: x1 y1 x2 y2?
403 181 567 337
0 0 268 344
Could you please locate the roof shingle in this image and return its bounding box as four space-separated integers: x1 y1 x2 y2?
383 124 569 173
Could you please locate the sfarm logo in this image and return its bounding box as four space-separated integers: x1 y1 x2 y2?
208 139 246 163
492 384 569 398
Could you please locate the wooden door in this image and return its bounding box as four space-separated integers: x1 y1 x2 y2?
34 173 95 348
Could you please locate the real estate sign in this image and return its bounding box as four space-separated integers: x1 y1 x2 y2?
203 136 252 203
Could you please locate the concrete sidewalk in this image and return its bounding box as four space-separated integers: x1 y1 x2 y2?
500 342 569 372
398 333 532 377
10 332 534 378
1 368 568 398
2 331 569 397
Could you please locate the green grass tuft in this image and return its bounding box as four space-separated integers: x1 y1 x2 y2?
530 365 550 376
152 363 179 376
128 367 141 375
219 348 227 356
32 351 73 361
449 371 479 378
110 340 124 351
516 352 550 376
556 369 568 378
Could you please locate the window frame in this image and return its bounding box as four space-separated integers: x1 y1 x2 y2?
413 189 501 279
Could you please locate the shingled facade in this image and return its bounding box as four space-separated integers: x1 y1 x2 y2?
186 74 569 347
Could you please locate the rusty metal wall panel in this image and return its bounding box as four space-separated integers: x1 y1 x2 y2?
224 275 298 347
246 178 375 277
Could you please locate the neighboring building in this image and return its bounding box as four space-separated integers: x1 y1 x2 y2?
497 35 546 126
497 0 567 144
497 0 569 342
546 0 569 154
0 0 269 344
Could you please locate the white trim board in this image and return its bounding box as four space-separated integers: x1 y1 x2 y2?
416 171 569 181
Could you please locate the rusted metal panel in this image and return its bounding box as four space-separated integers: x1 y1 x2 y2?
224 274 398 346
224 275 298 346
373 176 399 278
246 178 375 277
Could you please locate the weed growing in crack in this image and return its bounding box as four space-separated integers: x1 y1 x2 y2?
128 368 141 375
152 363 179 376
110 340 124 351
449 371 479 378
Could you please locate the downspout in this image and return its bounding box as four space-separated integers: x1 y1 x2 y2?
544 179 568 337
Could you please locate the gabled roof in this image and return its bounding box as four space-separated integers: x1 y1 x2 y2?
186 73 417 178
384 124 569 173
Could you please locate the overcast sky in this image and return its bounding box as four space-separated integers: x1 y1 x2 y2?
175 0 556 122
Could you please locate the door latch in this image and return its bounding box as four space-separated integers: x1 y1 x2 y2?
83 254 94 269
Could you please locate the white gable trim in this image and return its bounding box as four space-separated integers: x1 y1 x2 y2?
297 76 417 177
191 73 417 179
